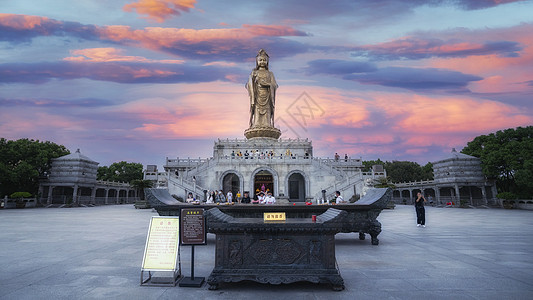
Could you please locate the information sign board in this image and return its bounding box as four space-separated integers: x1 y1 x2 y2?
264 212 286 222
141 216 180 271
181 208 206 245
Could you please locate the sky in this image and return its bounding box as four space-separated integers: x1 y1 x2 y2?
1 0 532 169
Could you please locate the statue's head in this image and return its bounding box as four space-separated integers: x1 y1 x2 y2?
255 49 269 69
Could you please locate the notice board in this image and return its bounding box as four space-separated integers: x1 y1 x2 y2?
180 208 206 245
141 216 180 271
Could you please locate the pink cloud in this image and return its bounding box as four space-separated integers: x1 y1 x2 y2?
123 0 196 23
0 13 59 30
373 93 532 136
64 47 184 64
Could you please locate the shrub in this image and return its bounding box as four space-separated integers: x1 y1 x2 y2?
497 192 518 200
10 192 32 198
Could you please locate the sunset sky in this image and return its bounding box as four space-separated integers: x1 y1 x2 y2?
1 0 532 168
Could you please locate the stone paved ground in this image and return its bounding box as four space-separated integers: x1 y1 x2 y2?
1 205 532 300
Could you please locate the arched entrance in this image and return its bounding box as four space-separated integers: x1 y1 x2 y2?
223 173 240 196
288 173 305 202
254 170 273 195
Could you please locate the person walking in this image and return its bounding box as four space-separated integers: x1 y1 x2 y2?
415 192 427 227
335 191 347 204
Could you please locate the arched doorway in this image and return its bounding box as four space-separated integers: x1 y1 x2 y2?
254 170 273 195
223 173 240 196
288 173 305 202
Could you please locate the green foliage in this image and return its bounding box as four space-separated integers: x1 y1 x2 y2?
372 177 396 189
10 192 32 198
384 161 425 183
0 138 70 197
362 159 385 172
462 126 533 198
131 179 154 200
362 160 434 183
97 161 143 183
421 162 434 180
496 192 518 200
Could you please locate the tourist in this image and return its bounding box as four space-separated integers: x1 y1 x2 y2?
206 190 214 203
254 192 264 204
216 190 226 203
241 191 251 204
415 192 427 227
227 190 233 203
335 153 340 161
236 190 241 203
344 154 348 162
335 191 347 204
264 192 276 204
186 192 195 203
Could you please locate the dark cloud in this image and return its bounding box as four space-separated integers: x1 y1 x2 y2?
305 59 377 75
0 61 242 84
0 16 99 43
259 0 522 24
158 37 309 62
454 0 525 10
351 38 522 61
0 97 114 108
0 14 310 62
344 67 483 90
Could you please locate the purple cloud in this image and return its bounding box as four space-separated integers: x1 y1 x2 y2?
344 67 483 90
0 14 310 62
0 97 114 108
352 38 522 61
305 59 377 75
0 61 244 84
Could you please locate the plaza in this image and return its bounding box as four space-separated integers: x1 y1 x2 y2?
1 205 532 299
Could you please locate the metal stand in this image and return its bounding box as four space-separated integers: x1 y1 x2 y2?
140 269 181 287
179 245 205 287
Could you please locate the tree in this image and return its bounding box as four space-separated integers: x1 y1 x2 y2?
362 159 433 183
421 162 434 181
362 159 385 172
384 161 425 183
0 138 70 197
131 179 154 200
97 161 143 183
462 126 533 198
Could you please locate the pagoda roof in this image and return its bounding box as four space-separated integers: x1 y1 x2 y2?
433 148 479 163
55 149 98 164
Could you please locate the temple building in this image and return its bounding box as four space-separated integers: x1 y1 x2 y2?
147 49 386 203
392 149 497 207
39 149 137 206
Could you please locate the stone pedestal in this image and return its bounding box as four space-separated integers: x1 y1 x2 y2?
244 126 281 139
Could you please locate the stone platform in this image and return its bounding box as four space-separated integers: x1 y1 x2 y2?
1 205 532 299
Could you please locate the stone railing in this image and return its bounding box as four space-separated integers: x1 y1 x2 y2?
96 180 132 188
392 180 435 188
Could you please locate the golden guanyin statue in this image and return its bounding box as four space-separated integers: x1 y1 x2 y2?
244 49 282 139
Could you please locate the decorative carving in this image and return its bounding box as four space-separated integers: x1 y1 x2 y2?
229 240 242 266
205 208 346 290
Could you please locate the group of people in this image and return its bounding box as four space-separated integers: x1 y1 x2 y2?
229 149 310 160
334 153 349 162
231 149 277 159
252 191 276 204
200 189 277 205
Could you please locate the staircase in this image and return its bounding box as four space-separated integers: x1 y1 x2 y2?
167 175 207 200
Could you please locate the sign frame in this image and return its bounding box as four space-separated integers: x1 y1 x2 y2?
140 216 181 286
180 208 207 246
